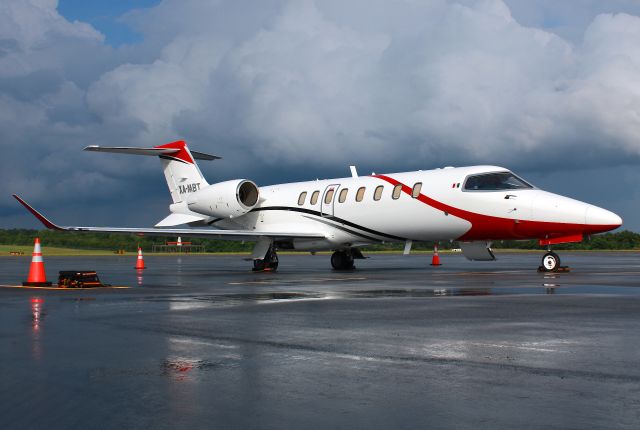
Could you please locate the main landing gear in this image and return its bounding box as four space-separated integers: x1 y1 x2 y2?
252 246 279 272
331 249 366 271
331 250 355 271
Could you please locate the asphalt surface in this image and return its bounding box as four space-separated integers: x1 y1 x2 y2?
1 252 639 429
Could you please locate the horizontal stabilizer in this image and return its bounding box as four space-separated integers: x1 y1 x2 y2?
155 213 206 227
83 146 221 160
190 150 221 161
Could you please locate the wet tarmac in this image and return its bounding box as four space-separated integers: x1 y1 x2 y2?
1 252 639 429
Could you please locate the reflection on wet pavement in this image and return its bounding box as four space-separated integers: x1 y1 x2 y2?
1 253 640 430
138 283 640 310
162 358 214 378
30 297 44 330
30 297 44 362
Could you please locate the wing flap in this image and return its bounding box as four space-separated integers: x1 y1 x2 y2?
154 212 207 227
67 226 324 241
13 195 325 241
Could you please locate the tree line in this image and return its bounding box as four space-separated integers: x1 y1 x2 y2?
1 229 638 252
0 229 253 252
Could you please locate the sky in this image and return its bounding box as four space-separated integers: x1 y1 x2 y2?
1 0 639 232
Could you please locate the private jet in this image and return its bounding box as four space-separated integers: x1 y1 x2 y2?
14 140 622 272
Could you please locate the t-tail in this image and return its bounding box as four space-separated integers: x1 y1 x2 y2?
84 140 220 226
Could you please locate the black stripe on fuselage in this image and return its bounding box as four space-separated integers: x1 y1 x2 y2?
250 206 406 241
206 211 377 241
301 215 382 242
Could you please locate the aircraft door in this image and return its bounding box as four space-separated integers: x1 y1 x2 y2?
321 184 340 217
501 192 533 237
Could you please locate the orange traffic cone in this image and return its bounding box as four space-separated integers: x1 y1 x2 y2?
430 244 442 266
135 247 146 270
23 238 52 286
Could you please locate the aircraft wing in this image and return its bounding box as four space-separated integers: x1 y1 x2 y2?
13 195 326 241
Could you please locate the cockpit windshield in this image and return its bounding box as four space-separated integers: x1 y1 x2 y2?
463 172 533 191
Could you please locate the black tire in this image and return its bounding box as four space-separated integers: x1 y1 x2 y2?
331 251 355 270
252 250 279 272
330 252 341 270
252 259 266 272
266 251 279 271
541 252 561 272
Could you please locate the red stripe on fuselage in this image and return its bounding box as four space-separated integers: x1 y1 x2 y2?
373 174 618 242
155 141 194 164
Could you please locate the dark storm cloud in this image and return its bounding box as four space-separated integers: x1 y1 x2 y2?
1 0 639 229
0 38 20 58
0 69 63 101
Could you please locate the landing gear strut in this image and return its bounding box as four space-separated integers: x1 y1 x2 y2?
252 246 279 272
540 251 561 272
331 250 355 271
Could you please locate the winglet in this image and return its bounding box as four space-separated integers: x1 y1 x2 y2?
12 195 64 230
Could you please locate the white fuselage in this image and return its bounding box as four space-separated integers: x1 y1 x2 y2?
209 165 622 251
16 141 623 263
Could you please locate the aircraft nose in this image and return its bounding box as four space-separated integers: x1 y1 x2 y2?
585 205 623 227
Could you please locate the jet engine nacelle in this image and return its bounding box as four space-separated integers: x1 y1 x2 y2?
186 179 259 218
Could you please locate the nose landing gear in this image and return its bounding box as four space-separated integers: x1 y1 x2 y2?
540 251 561 272
538 250 570 272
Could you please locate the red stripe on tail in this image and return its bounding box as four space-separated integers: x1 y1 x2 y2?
154 141 194 164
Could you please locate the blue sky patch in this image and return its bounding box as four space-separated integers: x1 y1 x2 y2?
58 0 160 46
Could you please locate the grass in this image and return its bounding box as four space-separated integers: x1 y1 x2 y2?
0 244 254 257
0 245 120 256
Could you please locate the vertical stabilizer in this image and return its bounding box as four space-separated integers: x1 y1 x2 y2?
83 140 218 206
155 141 209 203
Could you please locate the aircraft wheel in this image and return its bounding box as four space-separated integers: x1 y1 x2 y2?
331 251 355 270
541 252 561 272
253 249 279 272
266 251 279 272
330 252 340 269
252 259 266 272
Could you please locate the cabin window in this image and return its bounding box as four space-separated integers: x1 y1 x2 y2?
392 184 402 200
373 185 384 201
298 191 307 206
310 190 320 205
412 182 422 198
324 189 335 204
356 187 366 202
338 188 348 203
464 172 533 191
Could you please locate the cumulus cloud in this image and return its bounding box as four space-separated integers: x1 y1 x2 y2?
503 0 640 43
1 0 640 227
85 0 640 169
